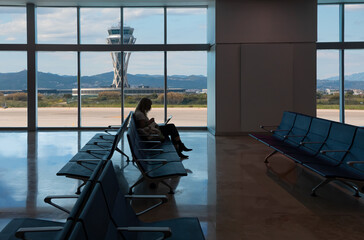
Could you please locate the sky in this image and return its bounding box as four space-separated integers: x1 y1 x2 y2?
0 6 207 77
0 5 363 80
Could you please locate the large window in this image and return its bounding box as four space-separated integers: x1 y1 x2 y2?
0 7 26 43
37 7 77 44
0 5 208 129
167 51 207 126
124 8 164 44
317 3 364 126
124 51 165 123
81 51 121 127
37 52 78 127
80 8 120 44
0 52 27 127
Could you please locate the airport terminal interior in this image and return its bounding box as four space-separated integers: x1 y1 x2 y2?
1 0 364 239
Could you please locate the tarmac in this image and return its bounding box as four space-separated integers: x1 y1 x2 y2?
0 108 363 127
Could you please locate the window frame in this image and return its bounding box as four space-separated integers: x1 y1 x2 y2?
317 3 364 124
0 4 210 130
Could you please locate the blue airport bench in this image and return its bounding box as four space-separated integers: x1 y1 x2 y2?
250 111 364 197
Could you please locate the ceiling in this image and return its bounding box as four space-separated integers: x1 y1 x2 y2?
0 0 212 7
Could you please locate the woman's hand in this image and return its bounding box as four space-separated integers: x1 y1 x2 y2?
148 118 155 124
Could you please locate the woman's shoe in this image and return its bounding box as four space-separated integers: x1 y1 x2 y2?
180 143 192 152
178 152 189 159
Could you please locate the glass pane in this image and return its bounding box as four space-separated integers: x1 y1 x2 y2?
81 52 121 127
344 50 364 126
80 8 120 44
0 52 27 127
37 52 78 127
317 5 340 42
37 7 77 44
167 8 207 44
124 8 163 44
317 50 340 122
0 7 26 43
124 52 164 124
345 4 364 42
167 51 207 126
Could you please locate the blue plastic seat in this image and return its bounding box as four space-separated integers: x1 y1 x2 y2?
97 161 205 240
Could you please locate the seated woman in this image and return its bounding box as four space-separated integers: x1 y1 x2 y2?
134 97 192 159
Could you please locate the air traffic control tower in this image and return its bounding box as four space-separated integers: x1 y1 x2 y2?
107 25 136 88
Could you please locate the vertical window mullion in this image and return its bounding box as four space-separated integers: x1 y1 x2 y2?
164 7 167 122
27 3 37 131
339 4 345 123
120 7 124 124
77 7 81 128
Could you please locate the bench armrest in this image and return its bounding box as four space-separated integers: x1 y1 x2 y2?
117 227 171 239
300 141 324 145
79 149 110 154
76 159 101 164
140 140 162 143
89 140 113 144
320 150 349 154
270 129 290 133
139 149 164 152
107 125 121 129
136 160 169 174
76 159 103 171
44 195 78 214
347 161 364 166
125 194 168 216
16 226 64 239
99 135 115 139
260 125 278 132
137 159 167 163
284 135 306 138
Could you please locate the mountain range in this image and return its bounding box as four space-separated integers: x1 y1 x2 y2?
0 70 207 90
317 71 364 90
2 70 364 91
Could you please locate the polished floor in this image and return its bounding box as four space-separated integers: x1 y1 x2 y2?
0 131 364 239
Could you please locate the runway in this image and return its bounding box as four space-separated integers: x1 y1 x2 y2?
0 108 363 127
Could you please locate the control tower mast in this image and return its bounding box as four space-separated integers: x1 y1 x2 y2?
107 24 136 88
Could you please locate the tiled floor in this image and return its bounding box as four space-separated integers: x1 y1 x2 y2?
0 131 364 239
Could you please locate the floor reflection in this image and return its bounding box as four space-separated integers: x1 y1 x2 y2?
0 131 213 239
2 132 364 239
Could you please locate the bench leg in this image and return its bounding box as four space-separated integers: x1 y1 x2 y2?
161 180 174 194
76 181 86 195
264 150 278 163
116 147 130 162
311 178 332 197
129 177 145 195
337 180 361 197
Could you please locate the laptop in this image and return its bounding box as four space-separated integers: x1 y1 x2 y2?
165 115 173 124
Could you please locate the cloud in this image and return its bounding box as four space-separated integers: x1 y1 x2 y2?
80 8 120 43
37 8 77 43
345 4 364 11
167 8 206 15
0 7 25 14
124 8 163 21
317 50 338 59
0 14 26 42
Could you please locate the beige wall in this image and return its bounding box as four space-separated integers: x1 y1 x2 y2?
208 0 317 135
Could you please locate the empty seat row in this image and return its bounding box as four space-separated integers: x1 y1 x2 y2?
250 111 364 196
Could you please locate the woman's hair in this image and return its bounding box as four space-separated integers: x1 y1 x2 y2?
135 97 152 115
